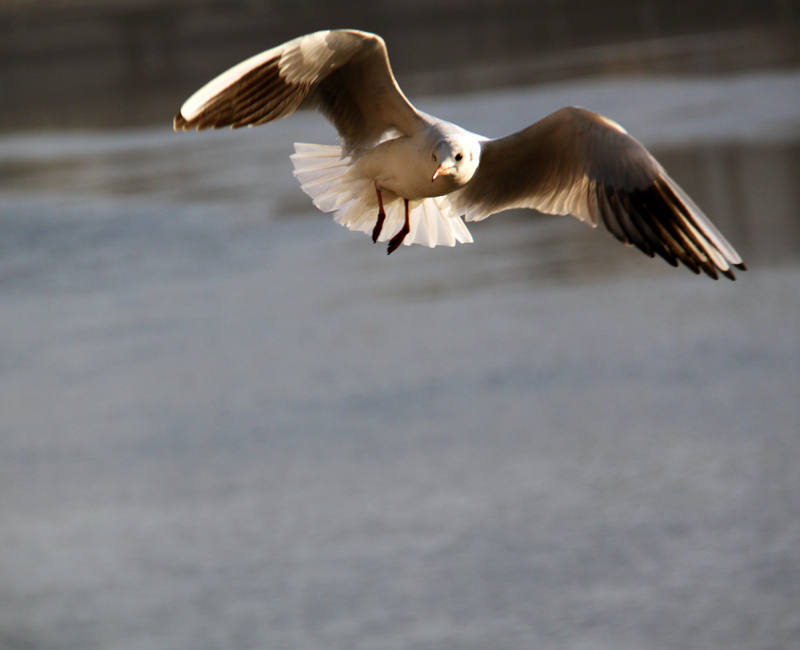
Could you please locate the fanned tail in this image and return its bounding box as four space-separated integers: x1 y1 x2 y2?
290 143 473 248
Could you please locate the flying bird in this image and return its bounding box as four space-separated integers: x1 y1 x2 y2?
174 29 746 280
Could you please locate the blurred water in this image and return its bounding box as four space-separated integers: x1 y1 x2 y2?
0 73 799 650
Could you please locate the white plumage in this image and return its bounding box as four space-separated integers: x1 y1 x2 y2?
175 29 746 279
290 143 473 248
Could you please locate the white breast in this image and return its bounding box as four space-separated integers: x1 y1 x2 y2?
290 142 474 249
356 136 459 200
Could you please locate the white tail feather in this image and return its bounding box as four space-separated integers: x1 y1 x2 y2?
290 143 473 248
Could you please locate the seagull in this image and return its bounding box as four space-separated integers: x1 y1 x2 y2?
174 29 746 279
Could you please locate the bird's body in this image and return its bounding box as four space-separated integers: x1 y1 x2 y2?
354 119 482 194
175 29 746 278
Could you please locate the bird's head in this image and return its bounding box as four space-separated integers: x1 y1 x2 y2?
430 137 480 188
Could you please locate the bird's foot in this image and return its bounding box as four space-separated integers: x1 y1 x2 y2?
387 199 410 255
372 186 386 243
372 215 385 243
387 226 409 254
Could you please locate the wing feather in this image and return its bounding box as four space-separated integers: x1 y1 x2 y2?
174 30 426 152
453 106 745 279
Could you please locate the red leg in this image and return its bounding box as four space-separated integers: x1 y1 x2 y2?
372 185 386 243
387 199 410 255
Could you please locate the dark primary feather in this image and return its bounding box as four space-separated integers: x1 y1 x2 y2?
174 30 425 152
457 107 745 279
174 62 308 131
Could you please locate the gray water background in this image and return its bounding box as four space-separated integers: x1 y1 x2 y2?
1 71 799 649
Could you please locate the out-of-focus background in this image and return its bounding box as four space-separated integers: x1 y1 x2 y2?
1 2 799 649
2 0 800 129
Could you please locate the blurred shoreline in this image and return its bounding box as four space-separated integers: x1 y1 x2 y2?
1 0 798 131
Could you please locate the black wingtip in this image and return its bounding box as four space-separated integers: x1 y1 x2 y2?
173 111 188 131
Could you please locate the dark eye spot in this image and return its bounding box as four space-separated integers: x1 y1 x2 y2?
455 153 463 161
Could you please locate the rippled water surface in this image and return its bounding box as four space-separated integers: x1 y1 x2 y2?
1 72 799 650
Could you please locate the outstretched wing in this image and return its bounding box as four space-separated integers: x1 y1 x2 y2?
452 107 746 279
174 29 426 152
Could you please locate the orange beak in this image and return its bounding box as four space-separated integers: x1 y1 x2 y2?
432 164 454 182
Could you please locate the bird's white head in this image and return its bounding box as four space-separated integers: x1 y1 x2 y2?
430 137 481 189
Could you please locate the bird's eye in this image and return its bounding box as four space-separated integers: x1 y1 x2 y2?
432 154 437 163
455 153 463 161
